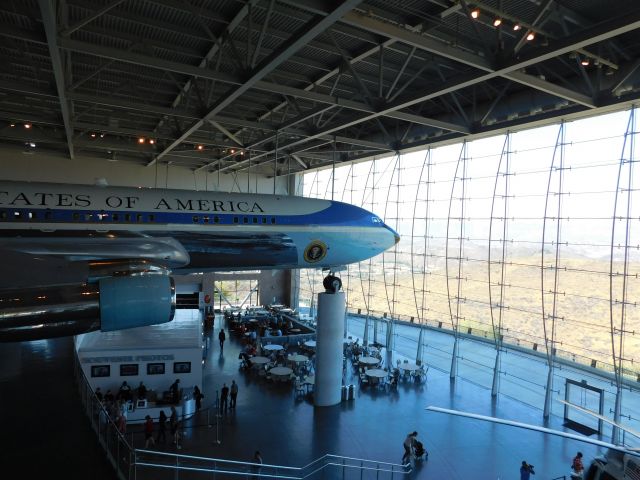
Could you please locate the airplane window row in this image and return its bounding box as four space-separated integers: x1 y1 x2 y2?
0 209 278 225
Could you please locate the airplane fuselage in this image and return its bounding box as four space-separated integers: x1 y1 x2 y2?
0 181 399 272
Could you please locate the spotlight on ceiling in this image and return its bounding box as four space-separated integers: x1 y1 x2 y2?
90 133 97 138
493 18 502 27
24 123 32 129
230 148 235 154
513 24 521 31
526 31 535 41
581 58 590 66
10 123 16 127
138 137 145 144
470 8 480 19
149 139 155 145
197 144 204 151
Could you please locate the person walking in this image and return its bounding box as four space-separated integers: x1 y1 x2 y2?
170 405 179 446
520 460 535 480
230 380 238 409
220 383 229 413
144 415 155 448
156 410 167 444
194 385 203 410
251 450 263 480
401 431 417 464
571 452 584 478
218 328 226 351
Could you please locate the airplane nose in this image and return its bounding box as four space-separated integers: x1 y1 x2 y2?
394 232 400 244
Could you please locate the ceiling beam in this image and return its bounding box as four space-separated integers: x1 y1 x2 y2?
152 0 260 140
151 0 363 165
221 11 640 171
341 10 597 109
60 0 126 36
56 38 468 133
38 0 75 159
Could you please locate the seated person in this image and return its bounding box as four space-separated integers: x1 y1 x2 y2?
95 387 103 401
118 381 132 401
137 381 147 400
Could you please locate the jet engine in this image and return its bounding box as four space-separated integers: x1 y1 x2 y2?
0 275 175 342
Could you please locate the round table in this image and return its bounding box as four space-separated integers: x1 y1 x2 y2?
263 344 283 351
288 354 308 363
359 356 380 366
269 366 293 377
304 340 316 348
365 368 387 378
251 356 270 365
399 363 420 372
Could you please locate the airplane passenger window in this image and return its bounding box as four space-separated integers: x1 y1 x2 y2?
73 213 79 220
213 216 219 223
243 217 248 224
149 214 155 222
85 213 92 221
136 214 143 222
262 217 267 224
125 214 131 222
45 211 52 220
28 212 35 220
0 211 7 220
271 217 276 224
233 217 239 224
203 216 209 223
193 215 199 223
112 213 119 221
252 217 257 224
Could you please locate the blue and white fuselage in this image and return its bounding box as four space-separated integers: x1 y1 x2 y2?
0 181 398 341
0 180 399 272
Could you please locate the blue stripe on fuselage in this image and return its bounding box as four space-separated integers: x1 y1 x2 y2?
0 200 378 228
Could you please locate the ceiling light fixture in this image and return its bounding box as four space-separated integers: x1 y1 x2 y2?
526 31 535 41
10 123 16 127
24 123 32 129
149 139 155 145
197 144 204 151
513 24 521 31
470 8 480 19
90 133 96 138
581 58 590 66
493 18 502 27
138 137 145 144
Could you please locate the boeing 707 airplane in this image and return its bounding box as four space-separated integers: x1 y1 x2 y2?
0 180 399 341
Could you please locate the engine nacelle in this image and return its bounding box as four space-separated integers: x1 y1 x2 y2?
0 275 176 342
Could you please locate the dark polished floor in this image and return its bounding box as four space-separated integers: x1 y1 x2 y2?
0 312 617 479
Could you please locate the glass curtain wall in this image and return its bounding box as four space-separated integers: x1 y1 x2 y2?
300 108 639 410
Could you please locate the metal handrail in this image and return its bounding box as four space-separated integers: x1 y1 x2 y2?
135 449 411 478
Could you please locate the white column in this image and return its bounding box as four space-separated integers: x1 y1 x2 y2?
314 291 345 407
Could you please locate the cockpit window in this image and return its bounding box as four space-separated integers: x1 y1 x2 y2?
372 216 382 224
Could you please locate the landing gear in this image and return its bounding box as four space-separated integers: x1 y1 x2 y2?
323 273 342 294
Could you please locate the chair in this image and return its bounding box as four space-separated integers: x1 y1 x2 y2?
294 378 305 397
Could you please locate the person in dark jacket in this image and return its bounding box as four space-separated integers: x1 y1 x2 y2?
219 329 226 351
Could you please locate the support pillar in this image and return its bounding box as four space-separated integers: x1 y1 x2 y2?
363 315 370 346
415 326 424 365
314 291 345 407
491 350 501 397
543 364 554 419
450 338 459 380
